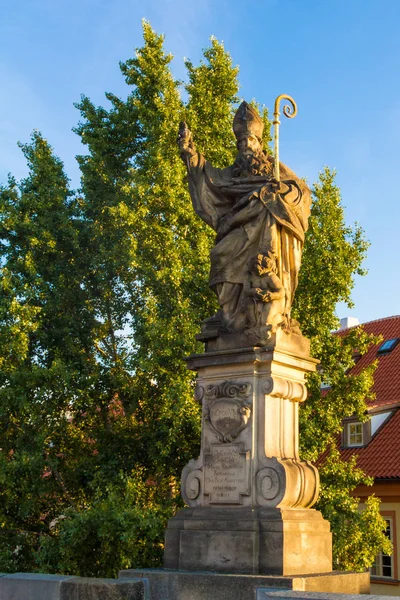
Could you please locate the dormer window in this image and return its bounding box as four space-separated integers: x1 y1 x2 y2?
347 422 363 446
377 338 399 354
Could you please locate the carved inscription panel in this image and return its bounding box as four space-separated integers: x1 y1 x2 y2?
204 443 250 504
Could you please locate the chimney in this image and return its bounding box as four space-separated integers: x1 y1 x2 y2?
339 317 360 330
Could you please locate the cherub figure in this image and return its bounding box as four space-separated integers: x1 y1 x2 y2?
244 251 285 345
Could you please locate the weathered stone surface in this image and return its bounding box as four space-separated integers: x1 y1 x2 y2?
60 577 145 599
258 591 375 600
119 569 370 600
258 577 373 597
180 342 319 513
177 102 312 346
0 574 144 600
170 126 334 580
0 573 74 600
164 507 331 575
165 340 328 576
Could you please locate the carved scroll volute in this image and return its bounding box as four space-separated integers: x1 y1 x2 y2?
194 383 205 404
181 458 203 507
264 376 307 403
275 458 320 509
255 458 319 509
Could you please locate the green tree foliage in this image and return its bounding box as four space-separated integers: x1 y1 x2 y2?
0 132 96 570
0 22 389 575
317 448 392 570
185 36 239 166
294 167 376 457
292 167 391 569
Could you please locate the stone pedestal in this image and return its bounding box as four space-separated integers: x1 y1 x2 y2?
164 330 333 576
165 507 331 575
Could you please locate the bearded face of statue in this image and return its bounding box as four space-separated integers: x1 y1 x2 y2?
237 134 261 156
232 134 273 178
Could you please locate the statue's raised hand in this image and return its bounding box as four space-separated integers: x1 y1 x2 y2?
177 122 196 158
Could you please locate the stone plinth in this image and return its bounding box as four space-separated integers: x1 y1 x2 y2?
164 331 332 576
165 507 331 575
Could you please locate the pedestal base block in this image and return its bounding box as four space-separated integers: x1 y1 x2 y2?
119 569 370 600
164 507 332 576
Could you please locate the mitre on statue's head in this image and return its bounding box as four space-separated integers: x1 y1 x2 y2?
233 101 264 141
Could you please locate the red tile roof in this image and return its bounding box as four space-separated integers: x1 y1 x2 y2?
327 316 400 479
339 408 400 479
343 315 400 410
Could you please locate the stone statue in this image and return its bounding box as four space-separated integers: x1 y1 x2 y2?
163 99 343 582
178 101 311 346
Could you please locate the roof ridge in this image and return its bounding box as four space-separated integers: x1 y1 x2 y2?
339 314 400 331
362 315 400 325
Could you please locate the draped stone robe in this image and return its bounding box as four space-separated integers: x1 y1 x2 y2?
185 152 312 330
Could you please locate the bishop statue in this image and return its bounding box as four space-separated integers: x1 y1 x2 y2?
178 101 311 346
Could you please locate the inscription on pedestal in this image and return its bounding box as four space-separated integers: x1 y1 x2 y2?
204 443 250 504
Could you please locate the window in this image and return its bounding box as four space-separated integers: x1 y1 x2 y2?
371 517 394 579
378 338 399 354
317 366 331 390
347 422 363 446
320 380 331 390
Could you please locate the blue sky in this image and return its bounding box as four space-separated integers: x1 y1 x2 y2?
1 0 399 325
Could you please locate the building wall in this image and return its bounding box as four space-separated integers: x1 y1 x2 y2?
358 491 400 595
